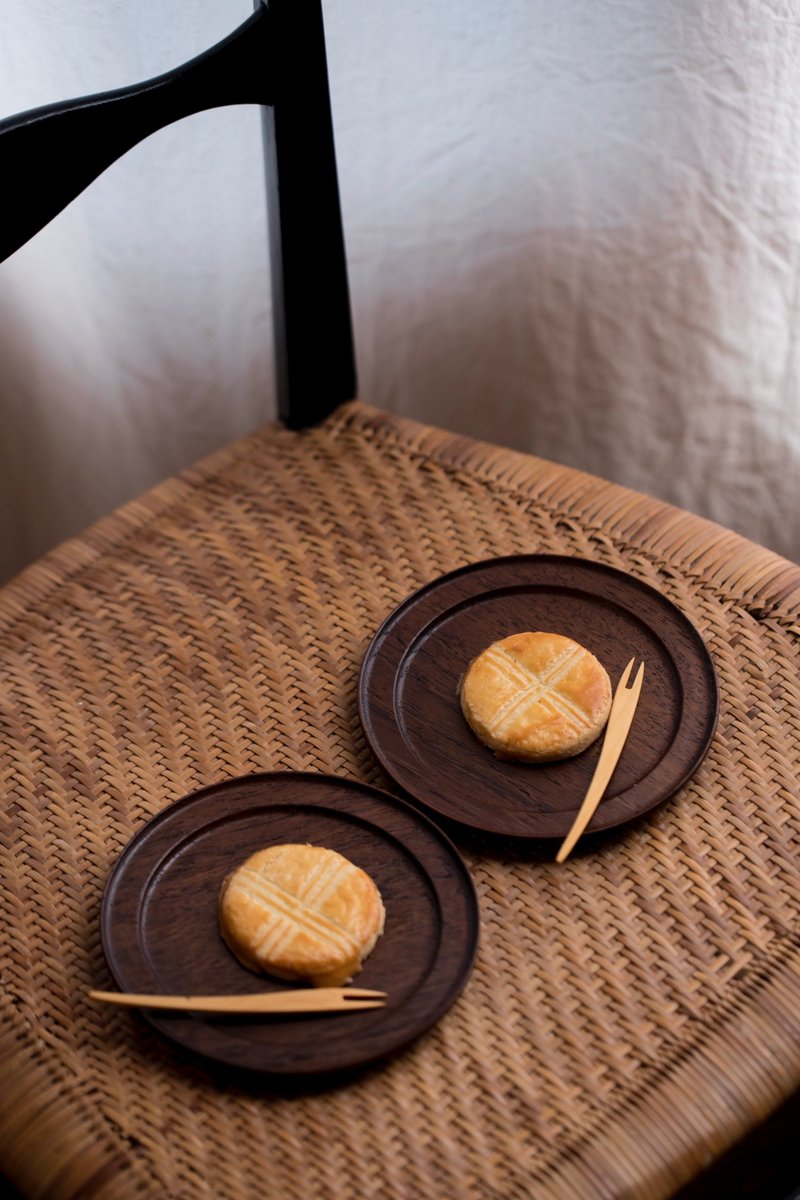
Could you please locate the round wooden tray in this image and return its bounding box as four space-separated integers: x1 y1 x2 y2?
359 555 719 840
99 773 479 1075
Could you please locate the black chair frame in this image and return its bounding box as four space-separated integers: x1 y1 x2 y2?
0 0 356 430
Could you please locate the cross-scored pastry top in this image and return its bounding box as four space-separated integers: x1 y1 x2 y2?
459 632 612 762
219 844 386 986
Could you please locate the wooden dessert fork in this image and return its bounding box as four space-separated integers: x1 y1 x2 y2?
88 987 387 1014
556 657 645 864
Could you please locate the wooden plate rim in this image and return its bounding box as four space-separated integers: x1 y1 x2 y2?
358 555 719 839
99 772 480 1076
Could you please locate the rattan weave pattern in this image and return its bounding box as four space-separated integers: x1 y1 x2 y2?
2 399 800 1199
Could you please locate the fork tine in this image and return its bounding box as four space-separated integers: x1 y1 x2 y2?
335 1000 386 1009
620 661 645 706
314 989 387 1010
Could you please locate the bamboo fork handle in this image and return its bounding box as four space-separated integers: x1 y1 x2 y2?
88 988 387 1014
556 658 645 864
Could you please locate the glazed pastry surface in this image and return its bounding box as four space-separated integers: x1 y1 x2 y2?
460 631 612 762
219 843 385 986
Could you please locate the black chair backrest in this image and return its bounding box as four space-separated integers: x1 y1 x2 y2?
0 0 356 429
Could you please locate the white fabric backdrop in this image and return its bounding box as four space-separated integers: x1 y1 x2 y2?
1 0 799 585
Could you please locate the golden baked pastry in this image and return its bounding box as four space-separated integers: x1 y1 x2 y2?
218 843 385 987
460 631 611 762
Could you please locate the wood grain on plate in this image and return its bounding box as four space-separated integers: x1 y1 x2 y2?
100 773 478 1075
359 556 718 840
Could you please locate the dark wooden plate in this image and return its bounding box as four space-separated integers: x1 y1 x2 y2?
99 773 479 1075
359 555 719 839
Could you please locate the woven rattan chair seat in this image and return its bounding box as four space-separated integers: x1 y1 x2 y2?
2 400 800 1199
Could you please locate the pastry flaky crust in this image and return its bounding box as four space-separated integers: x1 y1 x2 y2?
460 631 612 763
219 843 386 986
